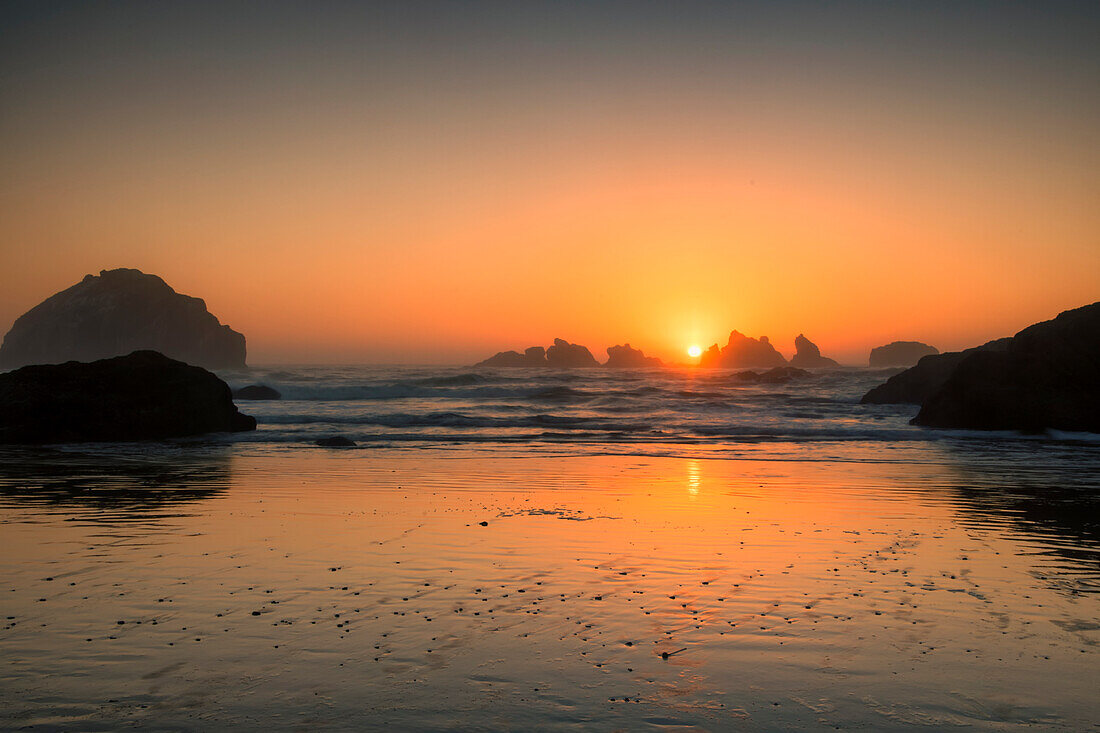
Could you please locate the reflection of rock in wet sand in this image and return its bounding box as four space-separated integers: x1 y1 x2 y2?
0 448 232 513
952 483 1100 559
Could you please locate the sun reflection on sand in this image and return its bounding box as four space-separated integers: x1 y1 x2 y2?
0 448 1097 729
687 459 701 496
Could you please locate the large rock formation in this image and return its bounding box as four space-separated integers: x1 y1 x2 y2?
546 338 600 368
861 339 1011 405
0 350 256 444
604 344 662 368
698 330 787 368
475 340 598 368
868 341 938 367
0 268 246 370
789 334 839 368
913 303 1100 432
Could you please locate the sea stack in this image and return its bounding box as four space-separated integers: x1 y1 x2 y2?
545 339 600 368
475 346 548 367
789 334 839 368
868 341 938 367
0 268 246 370
475 339 598 368
698 330 787 368
604 344 662 368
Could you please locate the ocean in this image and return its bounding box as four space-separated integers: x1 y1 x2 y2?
1 365 1098 730
218 364 1099 458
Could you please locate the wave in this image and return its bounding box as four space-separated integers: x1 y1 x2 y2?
257 411 652 432
220 365 1058 453
528 386 591 402
407 372 486 387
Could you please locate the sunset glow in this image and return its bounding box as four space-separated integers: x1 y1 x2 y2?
1 4 1098 731
1 3 1097 364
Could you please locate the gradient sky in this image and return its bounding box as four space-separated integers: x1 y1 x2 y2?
1 1 1097 364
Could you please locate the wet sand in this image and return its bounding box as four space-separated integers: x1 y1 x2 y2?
1 447 1098 730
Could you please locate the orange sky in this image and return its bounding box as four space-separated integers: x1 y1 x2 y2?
1 3 1097 364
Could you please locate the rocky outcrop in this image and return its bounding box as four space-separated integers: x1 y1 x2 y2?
789 334 839 368
0 350 256 444
733 366 810 384
546 338 600 368
913 303 1100 432
234 384 281 400
0 268 246 370
861 339 1011 405
604 344 662 368
475 346 547 367
868 341 938 367
475 339 598 368
698 330 787 368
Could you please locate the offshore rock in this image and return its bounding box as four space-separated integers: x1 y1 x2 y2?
789 334 839 368
0 268 246 370
0 350 256 444
545 338 600 368
913 302 1100 432
604 344 662 368
234 384 282 400
868 341 938 367
733 366 811 384
474 346 546 367
475 340 598 368
698 330 787 368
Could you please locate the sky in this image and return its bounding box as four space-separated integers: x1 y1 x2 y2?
1 0 1097 365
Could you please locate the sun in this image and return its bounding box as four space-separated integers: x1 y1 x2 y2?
687 344 703 359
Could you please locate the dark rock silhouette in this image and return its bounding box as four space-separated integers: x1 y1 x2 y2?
699 344 721 366
733 367 810 384
604 344 662 368
789 334 839 368
234 384 281 400
546 338 599 368
316 436 356 447
698 330 787 368
475 340 598 368
868 341 938 367
861 339 1010 405
475 346 546 367
0 350 256 444
0 268 246 370
914 302 1100 432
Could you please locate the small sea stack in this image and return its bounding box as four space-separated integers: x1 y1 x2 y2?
475 339 599 368
234 385 282 400
789 334 839 368
604 344 662 368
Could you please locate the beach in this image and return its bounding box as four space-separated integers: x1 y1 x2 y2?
2 403 1098 730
